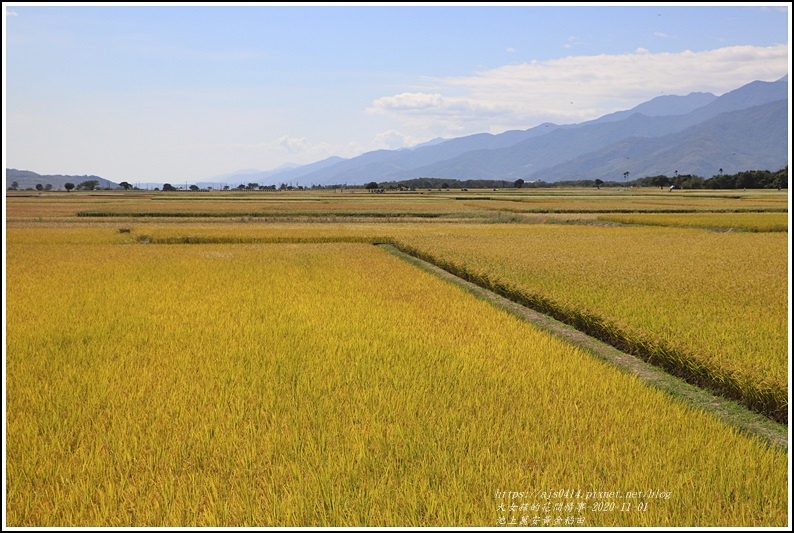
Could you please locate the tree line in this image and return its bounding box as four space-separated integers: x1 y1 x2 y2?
630 167 787 190
8 167 787 192
366 168 787 191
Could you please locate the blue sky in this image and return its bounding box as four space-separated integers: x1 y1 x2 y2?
3 2 790 184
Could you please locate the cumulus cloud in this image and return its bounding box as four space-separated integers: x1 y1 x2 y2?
275 135 309 153
371 129 429 150
367 44 789 139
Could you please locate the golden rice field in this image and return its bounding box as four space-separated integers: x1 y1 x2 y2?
464 191 789 214
597 212 788 232
5 236 788 526
5 188 787 221
3 188 790 526
394 225 789 422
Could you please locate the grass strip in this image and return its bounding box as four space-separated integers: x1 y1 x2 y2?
77 211 447 218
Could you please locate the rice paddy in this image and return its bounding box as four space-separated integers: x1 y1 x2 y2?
3 187 790 527
393 225 789 422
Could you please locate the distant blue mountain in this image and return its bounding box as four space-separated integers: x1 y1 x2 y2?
590 92 718 124
256 76 787 185
5 169 118 190
537 99 788 181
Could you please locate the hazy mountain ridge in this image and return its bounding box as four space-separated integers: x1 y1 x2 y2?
590 92 718 124
537 99 788 181
194 157 347 188
5 169 118 190
261 75 788 185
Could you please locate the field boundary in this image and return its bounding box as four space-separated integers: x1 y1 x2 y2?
378 243 788 450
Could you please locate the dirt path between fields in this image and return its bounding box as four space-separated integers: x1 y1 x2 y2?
378 243 787 451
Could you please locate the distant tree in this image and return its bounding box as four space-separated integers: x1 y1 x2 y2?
162 183 177 191
771 166 788 190
677 174 704 189
35 184 44 191
76 180 99 191
623 171 630 182
189 184 200 191
594 179 603 189
10 181 19 190
514 178 525 188
64 182 75 192
119 181 132 190
236 184 246 191
649 175 671 189
365 181 379 190
246 182 259 191
441 182 449 189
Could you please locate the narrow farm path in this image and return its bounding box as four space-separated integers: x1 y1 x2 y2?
377 243 787 451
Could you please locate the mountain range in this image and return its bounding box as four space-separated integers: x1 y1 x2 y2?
6 75 788 190
5 169 118 191
216 75 787 187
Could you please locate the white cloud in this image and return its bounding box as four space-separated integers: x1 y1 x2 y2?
262 136 368 165
276 135 309 153
371 129 429 150
367 44 789 139
507 47 517 54
369 92 445 112
563 36 580 49
5 9 19 16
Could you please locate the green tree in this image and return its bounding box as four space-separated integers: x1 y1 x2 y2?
76 180 99 190
119 181 132 190
594 179 603 189
10 181 19 190
35 184 44 191
514 178 525 188
64 182 75 192
649 175 671 189
365 181 379 190
162 183 177 191
189 184 200 191
771 167 787 190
